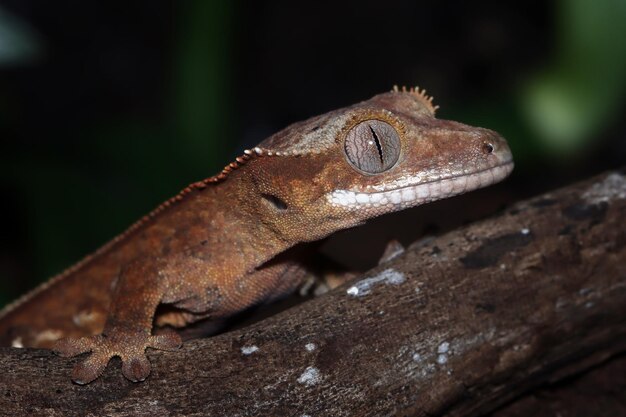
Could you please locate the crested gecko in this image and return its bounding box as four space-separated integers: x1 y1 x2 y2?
0 87 514 384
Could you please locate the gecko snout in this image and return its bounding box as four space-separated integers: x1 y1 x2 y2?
478 130 513 167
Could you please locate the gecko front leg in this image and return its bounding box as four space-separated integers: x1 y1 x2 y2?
53 258 182 384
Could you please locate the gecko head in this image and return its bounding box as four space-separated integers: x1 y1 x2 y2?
236 88 513 242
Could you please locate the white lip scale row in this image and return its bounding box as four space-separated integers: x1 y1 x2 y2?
327 163 514 209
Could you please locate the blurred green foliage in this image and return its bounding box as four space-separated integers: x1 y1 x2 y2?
0 8 41 65
0 1 233 306
175 1 233 170
522 0 626 154
446 0 626 165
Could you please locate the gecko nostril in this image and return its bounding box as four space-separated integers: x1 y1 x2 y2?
482 143 494 155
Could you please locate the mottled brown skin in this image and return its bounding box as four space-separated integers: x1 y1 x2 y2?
0 88 513 384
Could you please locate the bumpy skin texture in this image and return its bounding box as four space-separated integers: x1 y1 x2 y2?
0 88 513 384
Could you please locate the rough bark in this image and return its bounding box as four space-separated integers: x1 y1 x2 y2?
1 170 625 417
490 352 626 417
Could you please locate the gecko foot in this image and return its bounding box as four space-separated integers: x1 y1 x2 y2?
53 329 182 384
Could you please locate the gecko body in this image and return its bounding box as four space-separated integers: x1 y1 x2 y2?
0 88 513 384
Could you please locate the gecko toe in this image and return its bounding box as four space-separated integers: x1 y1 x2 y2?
122 355 151 382
53 336 98 357
151 330 182 351
71 352 110 385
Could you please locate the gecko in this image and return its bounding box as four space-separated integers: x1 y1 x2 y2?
0 87 514 384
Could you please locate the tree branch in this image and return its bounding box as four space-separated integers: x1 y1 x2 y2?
1 170 625 417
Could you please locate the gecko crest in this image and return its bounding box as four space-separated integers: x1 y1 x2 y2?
0 143 300 321
392 85 439 115
0 147 270 320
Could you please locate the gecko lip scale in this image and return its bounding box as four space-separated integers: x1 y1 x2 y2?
326 161 514 209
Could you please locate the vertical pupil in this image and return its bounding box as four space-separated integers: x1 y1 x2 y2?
368 125 384 165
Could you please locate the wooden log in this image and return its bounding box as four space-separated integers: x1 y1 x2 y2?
490 353 626 417
1 169 625 417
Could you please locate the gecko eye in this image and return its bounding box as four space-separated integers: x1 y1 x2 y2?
344 120 401 174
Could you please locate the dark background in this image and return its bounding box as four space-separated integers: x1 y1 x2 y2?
1 0 625 308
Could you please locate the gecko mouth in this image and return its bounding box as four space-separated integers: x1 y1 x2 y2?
326 161 514 209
